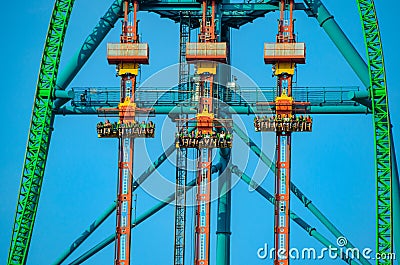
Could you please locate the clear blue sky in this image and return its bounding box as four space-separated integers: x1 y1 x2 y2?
0 1 399 265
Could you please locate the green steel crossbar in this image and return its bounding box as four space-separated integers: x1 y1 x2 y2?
356 1 393 263
7 0 75 264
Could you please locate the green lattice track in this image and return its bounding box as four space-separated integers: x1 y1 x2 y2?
7 0 394 264
356 1 393 264
7 0 75 264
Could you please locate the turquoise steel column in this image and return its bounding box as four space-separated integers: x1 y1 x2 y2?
216 147 231 265
304 0 369 87
54 0 123 108
216 13 232 265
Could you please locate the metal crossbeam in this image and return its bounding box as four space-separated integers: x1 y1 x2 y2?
68 86 364 108
139 2 309 28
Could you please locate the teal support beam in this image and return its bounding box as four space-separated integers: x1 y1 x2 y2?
233 123 370 265
68 178 197 265
52 202 116 265
54 0 123 108
304 0 370 88
230 166 361 265
216 20 232 265
347 90 371 108
53 141 176 264
233 124 275 173
291 183 371 265
216 148 232 265
54 90 74 99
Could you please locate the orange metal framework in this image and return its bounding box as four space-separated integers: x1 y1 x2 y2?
193 1 217 264
114 1 139 265
274 1 294 265
194 74 214 265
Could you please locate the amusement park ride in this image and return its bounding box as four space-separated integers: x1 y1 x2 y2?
6 0 398 265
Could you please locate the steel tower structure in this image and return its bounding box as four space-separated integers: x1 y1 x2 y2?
6 1 398 265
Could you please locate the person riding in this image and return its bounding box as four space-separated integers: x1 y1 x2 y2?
225 131 232 148
299 115 304 131
97 122 104 136
276 114 282 131
219 130 226 147
254 116 260 131
104 119 112 135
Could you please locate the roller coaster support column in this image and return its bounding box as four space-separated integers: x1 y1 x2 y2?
304 0 369 87
216 14 232 265
216 147 231 265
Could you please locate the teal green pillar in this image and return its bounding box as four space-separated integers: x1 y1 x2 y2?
216 147 232 265
305 0 369 87
216 12 232 265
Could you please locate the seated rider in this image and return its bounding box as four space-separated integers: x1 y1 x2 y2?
104 119 112 135
139 121 146 135
97 122 104 136
219 130 226 147
225 131 232 147
254 116 260 131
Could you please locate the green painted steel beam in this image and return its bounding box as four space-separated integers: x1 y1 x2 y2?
7 1 75 264
356 1 393 264
230 166 361 265
52 141 176 264
304 0 370 88
233 123 371 265
54 0 123 108
68 178 197 265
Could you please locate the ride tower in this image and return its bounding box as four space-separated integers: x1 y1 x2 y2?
174 0 232 264
254 0 311 264
98 1 154 264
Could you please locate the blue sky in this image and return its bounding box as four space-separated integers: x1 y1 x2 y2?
0 1 399 265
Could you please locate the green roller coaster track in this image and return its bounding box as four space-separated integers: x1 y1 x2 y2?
7 0 75 264
356 1 393 263
7 0 394 264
